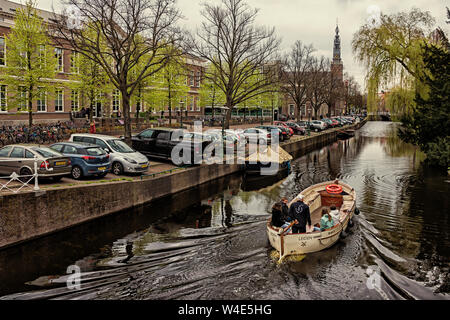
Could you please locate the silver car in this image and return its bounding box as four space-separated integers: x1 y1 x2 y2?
69 134 149 175
0 144 72 181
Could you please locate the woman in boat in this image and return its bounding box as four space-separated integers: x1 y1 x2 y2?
329 206 340 224
319 208 334 231
271 202 285 228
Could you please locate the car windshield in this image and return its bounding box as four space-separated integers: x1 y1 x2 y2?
31 147 61 158
86 147 106 156
107 139 135 153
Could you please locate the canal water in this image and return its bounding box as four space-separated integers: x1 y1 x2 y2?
0 121 448 299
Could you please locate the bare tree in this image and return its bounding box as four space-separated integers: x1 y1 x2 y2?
280 41 315 121
52 0 184 144
189 0 280 128
307 56 330 119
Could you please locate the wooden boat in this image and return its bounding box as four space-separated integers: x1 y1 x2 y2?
267 180 358 261
337 129 355 139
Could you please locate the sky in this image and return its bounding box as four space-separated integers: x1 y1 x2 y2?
30 0 449 89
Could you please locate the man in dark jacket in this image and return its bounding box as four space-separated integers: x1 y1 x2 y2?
280 197 291 222
288 194 311 233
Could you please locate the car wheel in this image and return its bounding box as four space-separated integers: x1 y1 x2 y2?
112 162 124 175
19 168 33 183
71 166 83 180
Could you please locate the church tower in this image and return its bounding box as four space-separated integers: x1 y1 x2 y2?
331 22 343 80
331 21 344 115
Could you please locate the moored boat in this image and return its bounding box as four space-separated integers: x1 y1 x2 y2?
267 180 358 261
337 129 355 139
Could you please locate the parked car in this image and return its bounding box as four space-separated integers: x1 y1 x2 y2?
255 125 284 142
69 133 149 175
274 121 294 136
242 128 271 144
129 128 208 165
49 142 111 179
0 144 71 181
284 122 306 135
310 120 327 132
276 126 292 140
322 118 339 128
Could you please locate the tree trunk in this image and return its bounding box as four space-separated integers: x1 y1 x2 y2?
122 92 132 146
224 102 232 129
28 87 33 127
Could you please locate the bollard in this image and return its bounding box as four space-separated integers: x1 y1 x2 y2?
33 157 40 191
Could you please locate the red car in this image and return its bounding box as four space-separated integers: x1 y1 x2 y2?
274 121 294 136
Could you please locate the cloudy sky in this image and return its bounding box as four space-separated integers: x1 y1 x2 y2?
34 0 448 89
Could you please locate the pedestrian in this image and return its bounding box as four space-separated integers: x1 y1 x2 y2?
288 194 311 234
89 121 96 133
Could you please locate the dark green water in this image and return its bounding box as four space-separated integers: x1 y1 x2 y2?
0 121 448 300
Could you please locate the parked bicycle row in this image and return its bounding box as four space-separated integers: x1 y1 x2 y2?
0 121 90 147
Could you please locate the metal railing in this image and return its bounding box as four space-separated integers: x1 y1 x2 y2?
0 157 53 194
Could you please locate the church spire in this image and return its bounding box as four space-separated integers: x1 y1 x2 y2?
333 19 342 64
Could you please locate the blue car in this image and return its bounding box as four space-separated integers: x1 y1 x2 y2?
49 142 111 179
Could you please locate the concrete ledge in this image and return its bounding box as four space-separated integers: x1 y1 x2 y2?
0 162 242 249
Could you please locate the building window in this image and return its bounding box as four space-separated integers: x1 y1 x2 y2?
189 96 194 111
112 90 120 113
55 48 63 72
195 71 201 87
70 51 79 74
37 89 47 112
289 104 295 116
55 89 63 112
0 85 7 112
195 96 200 111
18 86 27 111
0 37 5 66
189 71 194 87
71 90 79 111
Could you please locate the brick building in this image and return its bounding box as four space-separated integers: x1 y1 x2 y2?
0 0 205 125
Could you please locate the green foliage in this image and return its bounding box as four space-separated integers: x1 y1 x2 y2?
198 64 225 111
352 8 434 115
398 43 450 168
0 0 57 125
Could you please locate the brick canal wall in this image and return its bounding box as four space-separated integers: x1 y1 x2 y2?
0 119 366 249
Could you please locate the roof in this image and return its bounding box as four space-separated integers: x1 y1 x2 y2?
70 133 122 140
52 141 99 148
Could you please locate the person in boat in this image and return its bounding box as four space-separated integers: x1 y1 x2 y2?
280 197 291 222
319 208 334 231
329 206 340 224
288 194 311 234
271 202 285 228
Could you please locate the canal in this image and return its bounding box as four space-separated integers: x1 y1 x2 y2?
0 121 448 299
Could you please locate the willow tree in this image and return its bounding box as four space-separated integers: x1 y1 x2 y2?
1 0 57 127
352 8 435 115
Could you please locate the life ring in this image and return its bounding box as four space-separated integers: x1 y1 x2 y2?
326 184 343 194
